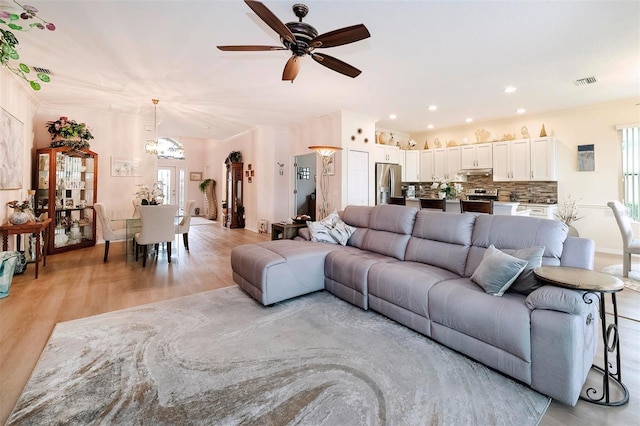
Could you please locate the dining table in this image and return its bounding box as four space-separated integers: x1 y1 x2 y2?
110 208 183 262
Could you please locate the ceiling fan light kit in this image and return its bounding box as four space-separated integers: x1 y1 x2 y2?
217 0 370 82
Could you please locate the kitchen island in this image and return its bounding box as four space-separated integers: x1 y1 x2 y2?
405 198 523 215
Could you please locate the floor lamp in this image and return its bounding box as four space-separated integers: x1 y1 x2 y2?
308 145 343 219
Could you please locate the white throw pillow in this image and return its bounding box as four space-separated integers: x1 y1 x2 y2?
306 210 356 246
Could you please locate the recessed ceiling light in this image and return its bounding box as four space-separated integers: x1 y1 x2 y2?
389 114 397 120
516 108 526 114
465 118 473 123
428 105 438 111
427 124 434 129
504 86 517 93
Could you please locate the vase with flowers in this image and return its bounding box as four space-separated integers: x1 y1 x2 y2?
134 182 165 205
45 116 94 149
431 176 463 199
7 200 34 224
555 195 582 236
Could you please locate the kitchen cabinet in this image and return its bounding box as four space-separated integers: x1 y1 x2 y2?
419 150 435 182
493 137 557 182
403 150 420 182
34 147 97 254
432 147 460 180
492 139 531 182
531 137 557 181
520 203 558 220
374 145 399 164
460 143 493 169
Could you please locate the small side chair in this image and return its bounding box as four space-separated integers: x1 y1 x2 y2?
94 203 126 262
135 204 178 267
607 200 640 277
176 200 195 251
460 200 494 214
420 198 446 211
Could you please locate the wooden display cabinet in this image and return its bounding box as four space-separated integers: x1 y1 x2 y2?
34 147 98 254
225 161 245 228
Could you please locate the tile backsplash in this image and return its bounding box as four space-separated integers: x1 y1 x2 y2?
410 175 558 204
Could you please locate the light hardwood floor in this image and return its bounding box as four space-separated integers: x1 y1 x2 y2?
0 223 638 425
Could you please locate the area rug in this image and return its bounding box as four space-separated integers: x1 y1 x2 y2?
190 216 217 226
602 264 640 293
8 287 550 425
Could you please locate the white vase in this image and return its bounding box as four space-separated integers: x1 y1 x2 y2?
9 211 30 225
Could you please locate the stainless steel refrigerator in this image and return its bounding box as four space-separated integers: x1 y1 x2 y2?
375 163 403 205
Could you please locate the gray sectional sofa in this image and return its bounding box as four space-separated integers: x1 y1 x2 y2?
231 205 598 406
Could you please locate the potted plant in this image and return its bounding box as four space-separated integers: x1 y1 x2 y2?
555 195 582 236
199 178 217 220
45 116 94 149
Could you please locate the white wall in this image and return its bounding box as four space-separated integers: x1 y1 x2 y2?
411 97 640 253
0 69 37 246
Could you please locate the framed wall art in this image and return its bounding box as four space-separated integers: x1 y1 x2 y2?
0 108 24 189
111 157 142 177
190 172 203 181
577 144 595 171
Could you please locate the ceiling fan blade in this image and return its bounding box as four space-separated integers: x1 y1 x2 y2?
310 24 371 48
217 45 286 51
311 53 361 78
244 0 295 44
282 56 301 82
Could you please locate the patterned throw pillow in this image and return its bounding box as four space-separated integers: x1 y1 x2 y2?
307 210 356 245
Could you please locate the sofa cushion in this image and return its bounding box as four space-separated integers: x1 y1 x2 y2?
341 205 374 248
405 211 476 276
324 248 398 309
429 278 531 361
360 205 417 260
465 216 567 277
368 261 459 319
471 245 528 296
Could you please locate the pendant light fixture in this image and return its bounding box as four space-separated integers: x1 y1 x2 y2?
145 99 159 155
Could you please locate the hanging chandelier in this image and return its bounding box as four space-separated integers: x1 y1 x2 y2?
144 99 159 155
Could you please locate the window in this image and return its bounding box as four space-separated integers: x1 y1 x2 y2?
620 126 639 221
157 138 185 160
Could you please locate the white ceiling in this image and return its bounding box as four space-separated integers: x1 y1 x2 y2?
5 0 640 140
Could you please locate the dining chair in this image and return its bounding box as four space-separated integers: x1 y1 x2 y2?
460 200 494 214
420 198 446 211
607 201 640 277
134 204 178 267
389 197 406 206
176 200 195 251
94 203 126 262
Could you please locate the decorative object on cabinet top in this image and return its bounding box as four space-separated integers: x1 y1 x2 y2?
226 150 242 163
45 116 94 149
0 1 55 90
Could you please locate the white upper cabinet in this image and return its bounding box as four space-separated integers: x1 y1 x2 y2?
433 148 447 179
492 139 531 181
493 138 547 181
374 145 400 164
419 150 435 182
530 137 557 181
445 146 461 179
404 150 420 182
460 143 493 169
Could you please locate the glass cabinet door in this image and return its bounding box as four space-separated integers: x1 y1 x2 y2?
35 147 97 254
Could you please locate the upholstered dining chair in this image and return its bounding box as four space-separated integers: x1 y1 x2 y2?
176 200 195 251
135 204 178 267
389 197 406 206
420 198 446 211
460 200 494 214
94 203 126 262
607 200 640 277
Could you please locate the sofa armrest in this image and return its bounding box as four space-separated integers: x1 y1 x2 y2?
560 237 595 269
526 285 597 316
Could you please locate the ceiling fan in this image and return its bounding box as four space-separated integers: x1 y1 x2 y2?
217 1 370 82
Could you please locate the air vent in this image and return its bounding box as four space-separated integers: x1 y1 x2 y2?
574 76 597 86
31 66 54 75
